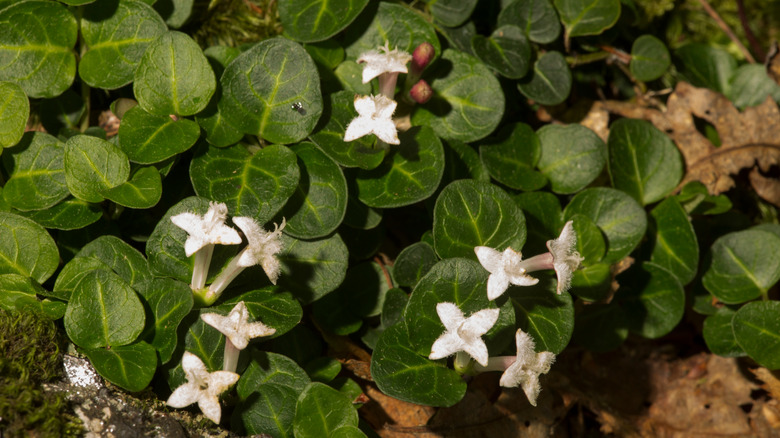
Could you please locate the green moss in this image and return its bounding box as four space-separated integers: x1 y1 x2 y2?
192 0 283 48
0 309 82 437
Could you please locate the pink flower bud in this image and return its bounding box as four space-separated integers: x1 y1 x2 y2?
409 79 433 104
412 42 435 72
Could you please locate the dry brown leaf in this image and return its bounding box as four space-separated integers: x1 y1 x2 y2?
583 82 780 206
752 368 780 402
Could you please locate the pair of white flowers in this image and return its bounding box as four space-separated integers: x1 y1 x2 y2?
343 42 412 146
167 301 275 423
429 221 583 406
171 202 285 302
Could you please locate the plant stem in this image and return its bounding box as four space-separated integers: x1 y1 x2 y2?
697 0 755 63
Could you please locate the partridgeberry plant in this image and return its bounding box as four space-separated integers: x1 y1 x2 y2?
1 0 780 435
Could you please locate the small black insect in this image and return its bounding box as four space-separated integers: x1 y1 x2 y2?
291 102 307 115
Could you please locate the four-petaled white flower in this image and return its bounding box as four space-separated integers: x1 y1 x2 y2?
201 301 275 350
429 302 500 367
232 216 286 284
170 201 242 257
475 247 539 300
357 41 412 84
499 329 555 406
166 352 240 424
344 95 399 145
546 220 583 294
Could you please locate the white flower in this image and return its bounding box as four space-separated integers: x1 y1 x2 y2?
547 221 583 294
232 216 286 284
357 41 412 84
343 95 399 145
475 247 539 300
429 302 500 367
166 352 240 424
170 201 242 257
499 329 555 406
201 301 275 350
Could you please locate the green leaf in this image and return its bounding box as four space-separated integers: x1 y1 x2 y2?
103 166 162 209
393 242 439 288
304 357 342 383
727 64 780 109
76 235 153 288
331 426 366 438
675 43 736 94
608 118 682 205
563 187 647 264
82 341 157 392
0 1 76 98
134 278 193 364
554 0 620 38
649 198 698 285
64 270 145 349
702 228 780 304
479 122 546 191
497 0 561 44
191 143 300 223
617 262 684 339
18 198 102 230
277 233 349 304
222 288 303 338
733 301 780 369
235 382 300 437
675 181 732 215
429 0 478 27
304 40 345 70
344 2 441 62
280 142 347 239
294 382 359 437
355 126 445 208
220 37 323 144
442 139 490 184
568 214 606 266
64 135 130 203
703 307 745 358
0 273 65 319
536 124 606 194
309 91 385 170
237 350 311 398
53 257 110 301
2 132 68 211
79 0 167 90
510 279 574 353
472 25 531 79
412 49 504 142
433 180 526 261
513 191 563 254
572 302 628 352
134 31 216 116
517 51 572 105
182 311 226 372
404 258 515 356
570 263 611 301
0 81 28 148
0 211 59 283
117 105 201 164
280 0 369 43
154 0 194 28
371 322 466 407
630 35 670 82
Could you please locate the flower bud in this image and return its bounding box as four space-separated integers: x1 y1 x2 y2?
412 42 435 72
409 79 433 104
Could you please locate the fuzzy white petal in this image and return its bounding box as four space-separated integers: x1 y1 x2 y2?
167 352 240 423
197 396 223 424
499 330 556 406
171 202 242 257
166 383 200 408
477 246 538 300
547 221 583 294
436 302 465 332
343 95 399 145
475 246 504 274
357 42 412 83
201 302 276 350
232 216 286 282
487 272 511 301
428 302 498 366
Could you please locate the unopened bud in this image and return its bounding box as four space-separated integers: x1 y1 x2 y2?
409 79 433 104
412 42 435 73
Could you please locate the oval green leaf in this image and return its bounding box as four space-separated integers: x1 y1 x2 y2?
412 49 504 142
280 0 369 43
472 25 531 79
393 242 439 288
117 105 201 164
649 197 699 285
479 122 546 191
630 34 671 82
608 118 682 205
355 126 445 208
18 198 102 231
79 0 167 90
537 123 606 194
134 278 193 364
510 278 574 354
0 211 59 283
0 273 65 319
617 262 684 339
497 0 561 44
220 37 323 144
429 0 478 27
64 135 130 203
82 341 157 392
702 228 780 304
279 142 348 239
190 143 300 223
103 165 162 209
517 51 572 106
277 233 349 304
727 64 780 110
293 382 359 437
703 307 745 358
64 269 145 349
0 1 77 98
675 43 736 94
554 0 620 38
433 180 526 261
733 301 780 369
2 132 68 211
134 31 216 116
